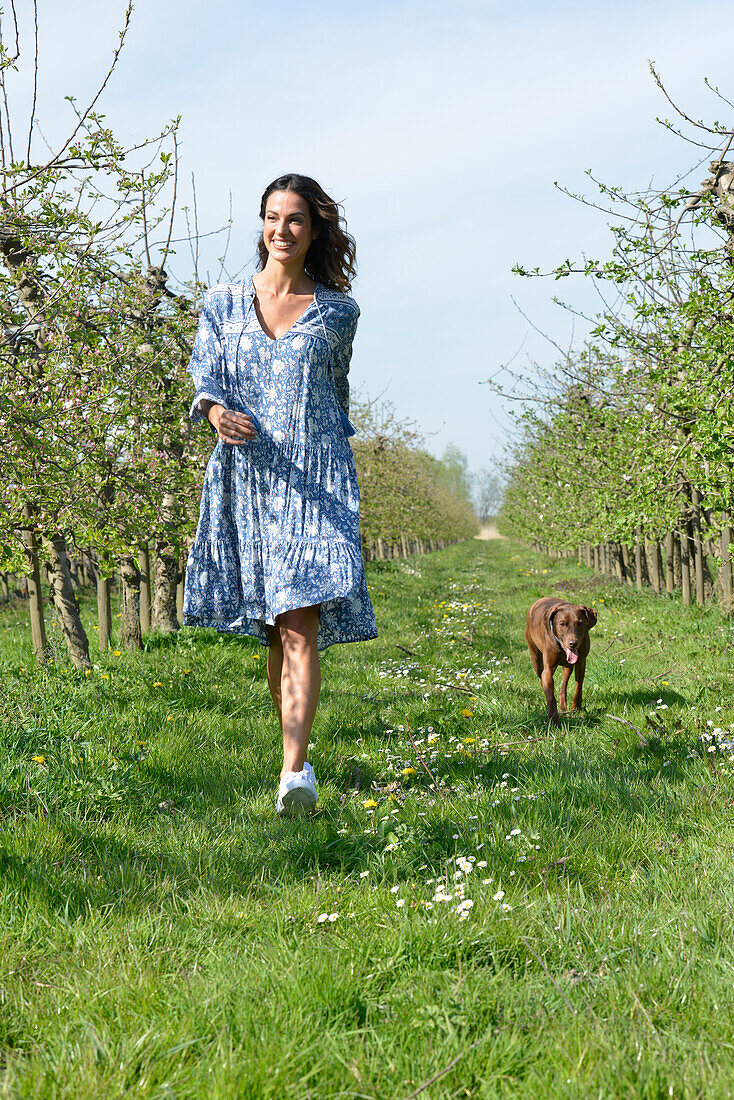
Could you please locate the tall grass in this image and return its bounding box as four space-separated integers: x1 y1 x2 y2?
1 541 734 1098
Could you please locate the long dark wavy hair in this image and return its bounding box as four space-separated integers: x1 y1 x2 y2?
256 173 357 293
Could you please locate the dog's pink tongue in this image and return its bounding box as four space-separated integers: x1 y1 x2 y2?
565 648 579 665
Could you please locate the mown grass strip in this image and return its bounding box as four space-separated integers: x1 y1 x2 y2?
1 539 734 1097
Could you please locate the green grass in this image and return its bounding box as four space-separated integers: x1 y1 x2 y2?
2 538 734 1098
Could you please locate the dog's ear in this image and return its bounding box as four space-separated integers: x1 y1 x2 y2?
581 605 598 628
544 601 566 629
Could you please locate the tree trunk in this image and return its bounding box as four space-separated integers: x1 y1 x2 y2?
691 487 705 606
702 555 715 604
672 533 681 591
97 573 112 650
721 520 733 612
152 553 180 634
139 542 151 633
680 522 691 607
43 533 92 670
0 571 8 600
119 553 142 652
646 539 659 593
634 532 643 590
665 533 675 593
82 551 95 589
176 553 186 626
654 542 663 593
21 508 47 661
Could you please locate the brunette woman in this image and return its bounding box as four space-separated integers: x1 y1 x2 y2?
184 173 377 816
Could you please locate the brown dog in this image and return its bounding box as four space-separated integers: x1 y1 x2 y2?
525 598 597 726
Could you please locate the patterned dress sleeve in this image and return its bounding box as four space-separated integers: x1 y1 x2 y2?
187 291 228 423
331 300 359 417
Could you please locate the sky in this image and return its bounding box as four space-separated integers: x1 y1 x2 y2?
6 0 734 476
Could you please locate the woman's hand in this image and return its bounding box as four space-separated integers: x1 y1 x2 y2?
204 403 258 444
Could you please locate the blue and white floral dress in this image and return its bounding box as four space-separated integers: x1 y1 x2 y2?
183 277 378 650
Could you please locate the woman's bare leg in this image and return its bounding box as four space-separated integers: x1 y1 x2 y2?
265 626 284 727
267 605 321 776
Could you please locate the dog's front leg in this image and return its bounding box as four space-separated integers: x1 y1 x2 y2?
559 665 573 714
541 664 560 726
572 658 586 711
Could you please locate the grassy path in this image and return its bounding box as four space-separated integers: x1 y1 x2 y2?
2 538 734 1098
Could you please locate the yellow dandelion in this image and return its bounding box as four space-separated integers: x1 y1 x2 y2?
428 735 439 744
463 736 477 744
31 754 46 764
152 681 162 687
362 798 378 808
166 716 173 722
461 709 474 718
182 669 191 675
136 740 146 748
252 654 260 660
100 674 110 680
112 650 121 656
661 680 669 686
402 767 416 777
84 669 92 676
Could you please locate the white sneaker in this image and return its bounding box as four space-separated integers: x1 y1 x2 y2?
276 762 318 817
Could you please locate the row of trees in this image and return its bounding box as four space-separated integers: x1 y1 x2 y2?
351 405 478 558
0 5 212 668
0 6 478 666
499 71 734 611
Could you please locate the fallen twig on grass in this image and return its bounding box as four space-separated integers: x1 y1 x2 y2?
434 681 479 696
631 989 656 1029
540 856 569 872
395 644 415 657
405 716 446 801
521 937 577 1014
616 642 651 656
490 734 553 749
605 713 649 747
600 639 651 658
403 1039 483 1100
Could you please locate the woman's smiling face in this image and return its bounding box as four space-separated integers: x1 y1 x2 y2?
262 190 318 267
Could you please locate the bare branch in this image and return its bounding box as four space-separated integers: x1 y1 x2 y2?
140 170 152 267
2 0 133 198
159 130 179 271
26 0 38 166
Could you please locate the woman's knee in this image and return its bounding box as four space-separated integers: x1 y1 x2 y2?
277 605 320 649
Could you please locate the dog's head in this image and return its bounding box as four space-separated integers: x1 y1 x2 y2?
548 602 597 664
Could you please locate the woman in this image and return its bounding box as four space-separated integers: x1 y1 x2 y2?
183 173 377 817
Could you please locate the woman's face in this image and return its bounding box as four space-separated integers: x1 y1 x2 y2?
262 190 318 268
